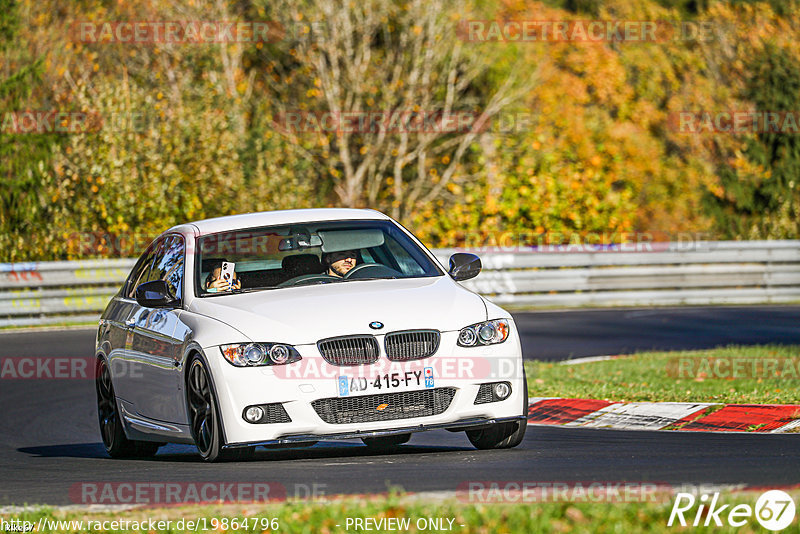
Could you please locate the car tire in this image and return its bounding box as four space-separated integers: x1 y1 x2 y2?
187 356 231 462
466 373 528 450
96 357 161 458
361 433 411 450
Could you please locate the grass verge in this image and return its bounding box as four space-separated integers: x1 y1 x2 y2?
4 489 796 533
524 345 800 404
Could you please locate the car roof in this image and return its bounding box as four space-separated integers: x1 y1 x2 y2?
171 208 391 236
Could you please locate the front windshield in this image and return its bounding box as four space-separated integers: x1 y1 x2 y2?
195 219 443 296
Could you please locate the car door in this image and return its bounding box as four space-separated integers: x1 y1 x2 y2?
107 242 158 406
127 235 188 422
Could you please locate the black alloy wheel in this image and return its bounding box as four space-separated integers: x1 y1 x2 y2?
187 357 254 462
96 357 160 458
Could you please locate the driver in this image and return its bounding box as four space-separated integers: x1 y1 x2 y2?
323 250 357 277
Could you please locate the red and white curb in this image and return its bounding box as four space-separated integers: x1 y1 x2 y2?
527 398 800 433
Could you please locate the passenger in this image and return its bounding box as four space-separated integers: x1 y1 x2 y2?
205 264 242 292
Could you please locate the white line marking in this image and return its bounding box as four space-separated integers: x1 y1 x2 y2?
771 419 800 433
567 402 714 430
564 403 625 427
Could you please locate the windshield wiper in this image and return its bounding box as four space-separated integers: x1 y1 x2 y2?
294 278 345 287
344 276 399 282
228 287 275 294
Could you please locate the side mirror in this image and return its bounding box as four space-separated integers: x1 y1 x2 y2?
448 253 482 281
135 280 180 308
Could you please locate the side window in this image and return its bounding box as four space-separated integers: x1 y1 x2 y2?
360 248 375 263
138 238 168 287
384 234 425 275
153 236 185 300
132 236 185 302
125 243 158 299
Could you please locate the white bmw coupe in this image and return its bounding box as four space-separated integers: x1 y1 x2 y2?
95 209 527 461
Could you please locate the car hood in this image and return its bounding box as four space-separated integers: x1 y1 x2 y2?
187 276 487 345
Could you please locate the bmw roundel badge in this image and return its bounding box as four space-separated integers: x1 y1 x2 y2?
369 321 384 330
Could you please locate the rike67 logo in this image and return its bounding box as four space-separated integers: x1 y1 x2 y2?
668 490 796 531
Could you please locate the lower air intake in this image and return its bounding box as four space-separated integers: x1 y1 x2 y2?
311 388 457 424
474 383 495 404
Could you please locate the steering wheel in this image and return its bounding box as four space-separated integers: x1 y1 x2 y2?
344 263 402 279
277 274 341 287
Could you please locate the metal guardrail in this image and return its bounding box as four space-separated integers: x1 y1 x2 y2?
432 240 800 308
0 259 135 327
1 241 799 327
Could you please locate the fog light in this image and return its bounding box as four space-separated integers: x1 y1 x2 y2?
493 382 511 400
244 406 264 423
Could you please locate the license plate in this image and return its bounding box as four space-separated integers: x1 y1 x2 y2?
337 367 434 397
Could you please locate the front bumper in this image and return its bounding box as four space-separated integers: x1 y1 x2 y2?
204 329 526 446
223 415 527 449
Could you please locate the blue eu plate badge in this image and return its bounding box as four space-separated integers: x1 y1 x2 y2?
338 376 349 396
424 367 434 388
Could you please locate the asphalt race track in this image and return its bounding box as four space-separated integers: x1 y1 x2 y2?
1 305 799 506
513 305 800 360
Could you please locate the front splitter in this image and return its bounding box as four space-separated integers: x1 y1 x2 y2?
223 415 526 449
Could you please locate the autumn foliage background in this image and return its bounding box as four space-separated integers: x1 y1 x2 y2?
1 0 799 261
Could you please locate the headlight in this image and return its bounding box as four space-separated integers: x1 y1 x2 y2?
457 319 510 347
220 343 302 367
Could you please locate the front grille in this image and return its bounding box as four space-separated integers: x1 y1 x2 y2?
312 388 457 424
384 330 440 361
474 383 494 404
317 335 380 366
